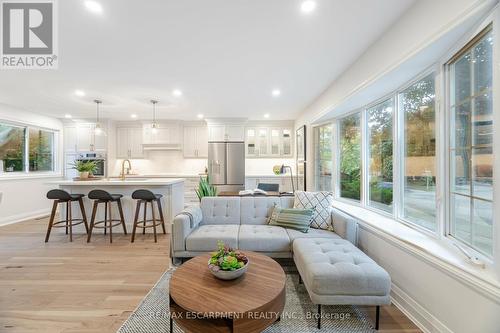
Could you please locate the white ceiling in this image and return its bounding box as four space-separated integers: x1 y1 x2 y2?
0 0 415 121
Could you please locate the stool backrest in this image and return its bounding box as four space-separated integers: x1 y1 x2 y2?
88 189 113 201
47 189 72 201
132 189 157 201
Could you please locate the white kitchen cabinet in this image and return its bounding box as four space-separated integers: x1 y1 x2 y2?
143 123 181 145
64 123 107 153
245 126 293 158
116 127 144 159
184 126 208 158
208 124 245 141
64 125 78 152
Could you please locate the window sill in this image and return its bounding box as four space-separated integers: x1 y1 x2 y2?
333 200 500 303
0 172 63 181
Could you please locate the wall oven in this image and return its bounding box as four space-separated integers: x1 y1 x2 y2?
76 152 107 177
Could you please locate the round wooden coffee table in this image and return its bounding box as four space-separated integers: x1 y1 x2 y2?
169 251 286 333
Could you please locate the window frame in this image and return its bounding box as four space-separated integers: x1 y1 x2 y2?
443 17 498 261
313 122 334 192
336 110 363 204
364 94 396 214
0 119 60 178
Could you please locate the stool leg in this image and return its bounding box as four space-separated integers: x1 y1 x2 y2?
117 199 127 235
65 201 69 235
131 200 141 243
375 305 380 330
151 201 157 243
87 201 98 243
142 200 147 235
157 198 166 234
317 304 321 329
78 198 89 234
68 201 73 242
104 202 108 235
108 202 113 243
45 201 58 243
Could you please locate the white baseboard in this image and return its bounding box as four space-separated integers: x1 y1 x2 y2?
0 208 51 227
391 283 454 333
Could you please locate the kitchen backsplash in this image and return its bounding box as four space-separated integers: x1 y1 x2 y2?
110 150 295 176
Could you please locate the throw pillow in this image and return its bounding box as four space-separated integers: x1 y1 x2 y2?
293 191 334 230
267 205 314 233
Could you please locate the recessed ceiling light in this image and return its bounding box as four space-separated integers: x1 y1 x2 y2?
197 114 204 119
272 89 281 97
84 1 103 14
130 114 138 119
74 89 85 97
264 113 270 119
301 0 317 14
172 89 183 97
64 114 72 119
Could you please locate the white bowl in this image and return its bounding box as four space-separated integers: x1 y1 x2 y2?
208 259 249 280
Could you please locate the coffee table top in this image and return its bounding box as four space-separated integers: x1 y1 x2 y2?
170 251 286 315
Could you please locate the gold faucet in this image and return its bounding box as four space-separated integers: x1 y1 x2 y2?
121 159 132 180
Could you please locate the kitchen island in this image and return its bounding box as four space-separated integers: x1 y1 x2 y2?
46 178 185 233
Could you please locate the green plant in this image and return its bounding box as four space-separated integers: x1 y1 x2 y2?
70 160 97 173
208 241 248 272
195 175 217 201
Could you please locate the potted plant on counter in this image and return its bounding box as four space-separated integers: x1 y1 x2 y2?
70 160 97 179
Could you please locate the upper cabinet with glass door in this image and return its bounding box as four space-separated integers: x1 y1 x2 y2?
245 125 293 158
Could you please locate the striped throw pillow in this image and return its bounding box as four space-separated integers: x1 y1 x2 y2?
267 205 314 233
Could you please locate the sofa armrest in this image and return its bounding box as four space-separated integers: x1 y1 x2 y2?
172 207 202 252
331 208 359 246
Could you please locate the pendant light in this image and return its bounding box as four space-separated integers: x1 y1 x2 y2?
150 99 158 134
93 99 105 136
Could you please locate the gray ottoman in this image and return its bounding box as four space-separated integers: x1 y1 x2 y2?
293 238 391 330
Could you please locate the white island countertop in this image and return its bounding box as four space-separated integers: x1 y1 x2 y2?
46 177 185 186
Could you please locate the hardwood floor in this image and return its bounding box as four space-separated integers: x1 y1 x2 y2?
0 217 421 333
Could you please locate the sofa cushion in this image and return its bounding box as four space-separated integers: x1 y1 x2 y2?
280 196 294 208
293 191 334 230
268 206 314 232
286 228 341 242
293 238 391 297
238 225 291 252
186 225 239 251
240 197 281 225
200 197 241 225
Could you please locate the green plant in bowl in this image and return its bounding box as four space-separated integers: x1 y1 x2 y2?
70 160 97 179
208 241 249 280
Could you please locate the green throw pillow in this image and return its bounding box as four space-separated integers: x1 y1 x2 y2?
267 206 314 233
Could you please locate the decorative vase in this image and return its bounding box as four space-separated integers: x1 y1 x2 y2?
79 171 89 179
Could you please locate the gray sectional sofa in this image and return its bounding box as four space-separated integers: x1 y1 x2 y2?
171 196 391 330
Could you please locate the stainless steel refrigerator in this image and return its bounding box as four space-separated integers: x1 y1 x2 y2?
208 142 245 192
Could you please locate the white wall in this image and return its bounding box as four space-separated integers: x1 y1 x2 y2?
295 0 500 332
0 103 63 225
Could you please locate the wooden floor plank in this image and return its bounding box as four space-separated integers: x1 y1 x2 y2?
0 218 421 333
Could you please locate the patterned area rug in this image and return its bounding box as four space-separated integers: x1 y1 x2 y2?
117 265 376 333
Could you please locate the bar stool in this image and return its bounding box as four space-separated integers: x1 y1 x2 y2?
131 189 166 243
87 189 127 243
45 189 89 242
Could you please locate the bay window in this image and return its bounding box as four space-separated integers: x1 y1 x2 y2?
314 124 333 191
339 113 361 201
367 98 394 213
